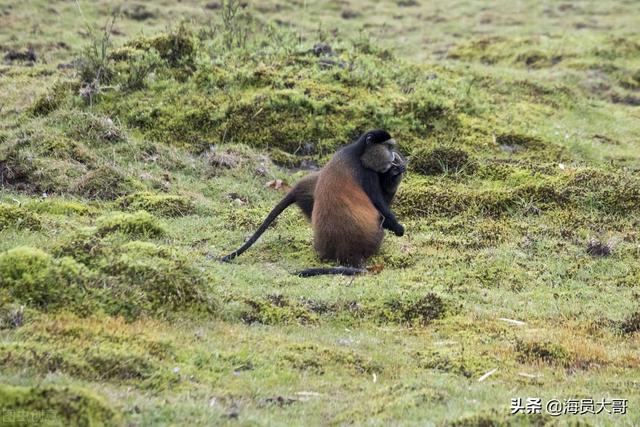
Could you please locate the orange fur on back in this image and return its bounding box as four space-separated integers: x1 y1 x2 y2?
312 157 383 266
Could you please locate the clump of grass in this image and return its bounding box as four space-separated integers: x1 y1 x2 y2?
96 211 165 237
447 410 516 427
564 168 640 213
417 349 495 378
0 304 26 329
109 47 164 92
397 167 640 218
283 343 382 375
0 384 121 426
205 148 243 170
123 24 196 69
0 204 42 231
59 111 126 145
0 319 174 388
495 132 546 151
494 132 568 160
83 347 159 382
396 177 512 217
29 81 77 116
55 229 107 267
241 295 318 325
117 192 195 217
122 3 156 21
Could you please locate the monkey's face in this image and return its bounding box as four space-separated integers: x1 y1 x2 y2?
361 132 397 173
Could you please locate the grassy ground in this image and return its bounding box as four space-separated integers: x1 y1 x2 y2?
0 0 639 425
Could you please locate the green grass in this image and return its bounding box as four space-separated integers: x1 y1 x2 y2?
0 0 639 425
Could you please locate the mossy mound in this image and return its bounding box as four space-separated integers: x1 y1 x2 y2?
515 339 570 366
445 409 550 427
417 349 494 378
282 343 382 375
117 192 195 217
0 247 92 312
120 25 196 69
97 241 212 319
90 28 474 153
10 237 211 319
0 383 120 426
562 168 640 213
269 148 317 169
378 293 447 326
71 165 142 200
0 204 42 231
448 36 565 69
0 128 91 194
25 199 91 216
0 120 139 198
397 167 640 218
241 295 319 325
410 146 473 175
396 178 508 217
96 211 165 237
79 25 195 88
83 347 160 382
1 124 95 164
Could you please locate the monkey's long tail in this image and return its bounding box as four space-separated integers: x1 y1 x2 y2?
220 193 296 262
295 267 366 277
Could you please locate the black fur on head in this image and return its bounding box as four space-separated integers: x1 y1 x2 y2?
363 129 393 145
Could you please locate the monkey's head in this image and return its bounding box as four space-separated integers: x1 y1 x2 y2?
359 129 397 173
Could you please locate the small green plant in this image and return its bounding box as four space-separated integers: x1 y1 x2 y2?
221 0 253 50
77 14 118 87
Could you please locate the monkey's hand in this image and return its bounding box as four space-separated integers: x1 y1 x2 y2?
393 223 405 237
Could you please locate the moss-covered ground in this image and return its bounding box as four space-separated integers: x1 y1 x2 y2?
0 0 639 425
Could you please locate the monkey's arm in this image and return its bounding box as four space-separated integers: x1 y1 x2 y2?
380 166 404 205
362 171 405 236
377 203 404 236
